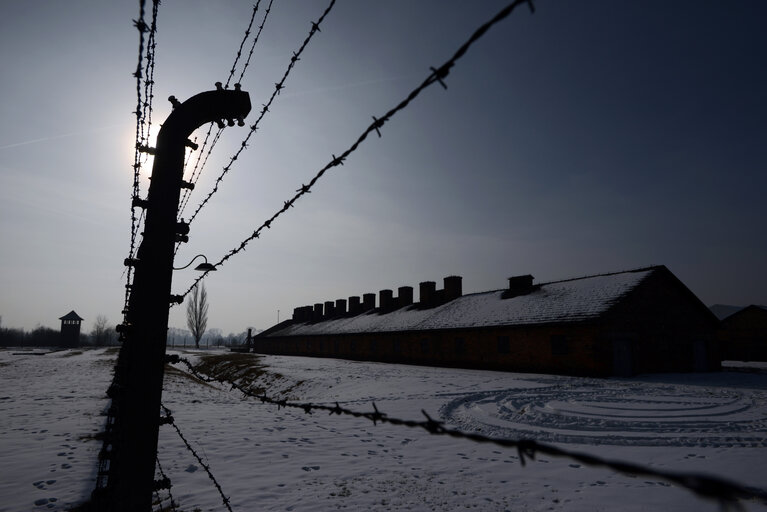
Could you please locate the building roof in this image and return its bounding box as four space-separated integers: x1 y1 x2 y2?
709 304 745 321
721 304 767 324
263 267 661 337
59 310 83 321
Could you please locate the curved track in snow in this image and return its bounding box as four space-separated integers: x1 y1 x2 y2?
440 377 767 447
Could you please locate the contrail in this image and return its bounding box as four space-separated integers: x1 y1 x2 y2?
0 124 123 150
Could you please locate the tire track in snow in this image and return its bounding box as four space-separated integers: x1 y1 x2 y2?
440 377 767 447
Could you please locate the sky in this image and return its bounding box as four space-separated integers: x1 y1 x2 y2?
0 1 765 335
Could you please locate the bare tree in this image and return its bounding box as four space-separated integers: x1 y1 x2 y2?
91 314 111 347
186 284 209 349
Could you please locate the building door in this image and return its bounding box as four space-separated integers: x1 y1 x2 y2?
612 339 633 377
693 340 708 372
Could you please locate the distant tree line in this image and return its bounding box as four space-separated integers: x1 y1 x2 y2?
167 326 258 349
0 314 117 348
0 314 258 349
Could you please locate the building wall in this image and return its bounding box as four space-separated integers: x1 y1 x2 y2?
602 269 719 373
60 321 81 348
255 322 623 377
719 307 767 362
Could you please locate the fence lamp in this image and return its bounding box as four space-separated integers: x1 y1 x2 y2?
173 254 217 272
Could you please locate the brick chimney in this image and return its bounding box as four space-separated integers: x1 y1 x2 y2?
335 298 347 316
324 300 336 319
397 286 413 308
379 289 394 312
362 293 376 311
503 274 535 299
348 296 362 315
419 281 436 308
444 275 463 302
313 303 324 322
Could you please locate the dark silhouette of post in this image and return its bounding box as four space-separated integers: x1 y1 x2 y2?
100 86 250 511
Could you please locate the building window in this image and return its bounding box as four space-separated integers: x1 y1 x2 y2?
551 334 569 356
497 336 510 354
420 338 429 354
455 337 466 355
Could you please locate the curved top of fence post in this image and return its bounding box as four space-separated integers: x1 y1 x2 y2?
158 88 252 143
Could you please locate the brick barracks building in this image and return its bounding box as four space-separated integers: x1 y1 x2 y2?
255 266 720 377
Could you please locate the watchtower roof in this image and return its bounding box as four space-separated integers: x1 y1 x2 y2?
59 310 83 321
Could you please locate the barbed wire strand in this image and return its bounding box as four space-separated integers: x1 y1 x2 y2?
124 0 160 319
139 0 160 161
175 0 530 302
133 0 160 261
184 135 198 169
160 404 233 512
224 2 261 89
177 1 261 218
124 0 148 315
120 209 146 282
177 0 275 223
177 127 223 223
168 354 767 509
154 456 178 512
235 0 276 87
183 0 336 231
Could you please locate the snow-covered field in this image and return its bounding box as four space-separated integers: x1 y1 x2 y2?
1 347 766 512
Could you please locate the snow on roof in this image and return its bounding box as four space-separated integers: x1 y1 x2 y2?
265 268 656 337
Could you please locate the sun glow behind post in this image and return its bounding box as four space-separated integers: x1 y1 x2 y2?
122 123 162 189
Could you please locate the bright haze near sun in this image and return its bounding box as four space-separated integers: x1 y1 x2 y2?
0 1 764 335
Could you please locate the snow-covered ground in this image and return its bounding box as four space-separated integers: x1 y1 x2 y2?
1 347 766 511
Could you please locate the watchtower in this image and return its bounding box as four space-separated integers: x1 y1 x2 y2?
59 310 83 348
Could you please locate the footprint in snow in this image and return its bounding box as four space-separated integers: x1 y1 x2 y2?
301 466 320 472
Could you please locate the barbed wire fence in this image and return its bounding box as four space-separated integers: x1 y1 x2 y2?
108 0 767 511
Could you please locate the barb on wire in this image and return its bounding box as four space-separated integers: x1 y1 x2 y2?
183 0 335 231
168 355 767 509
160 405 233 512
175 0 525 302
